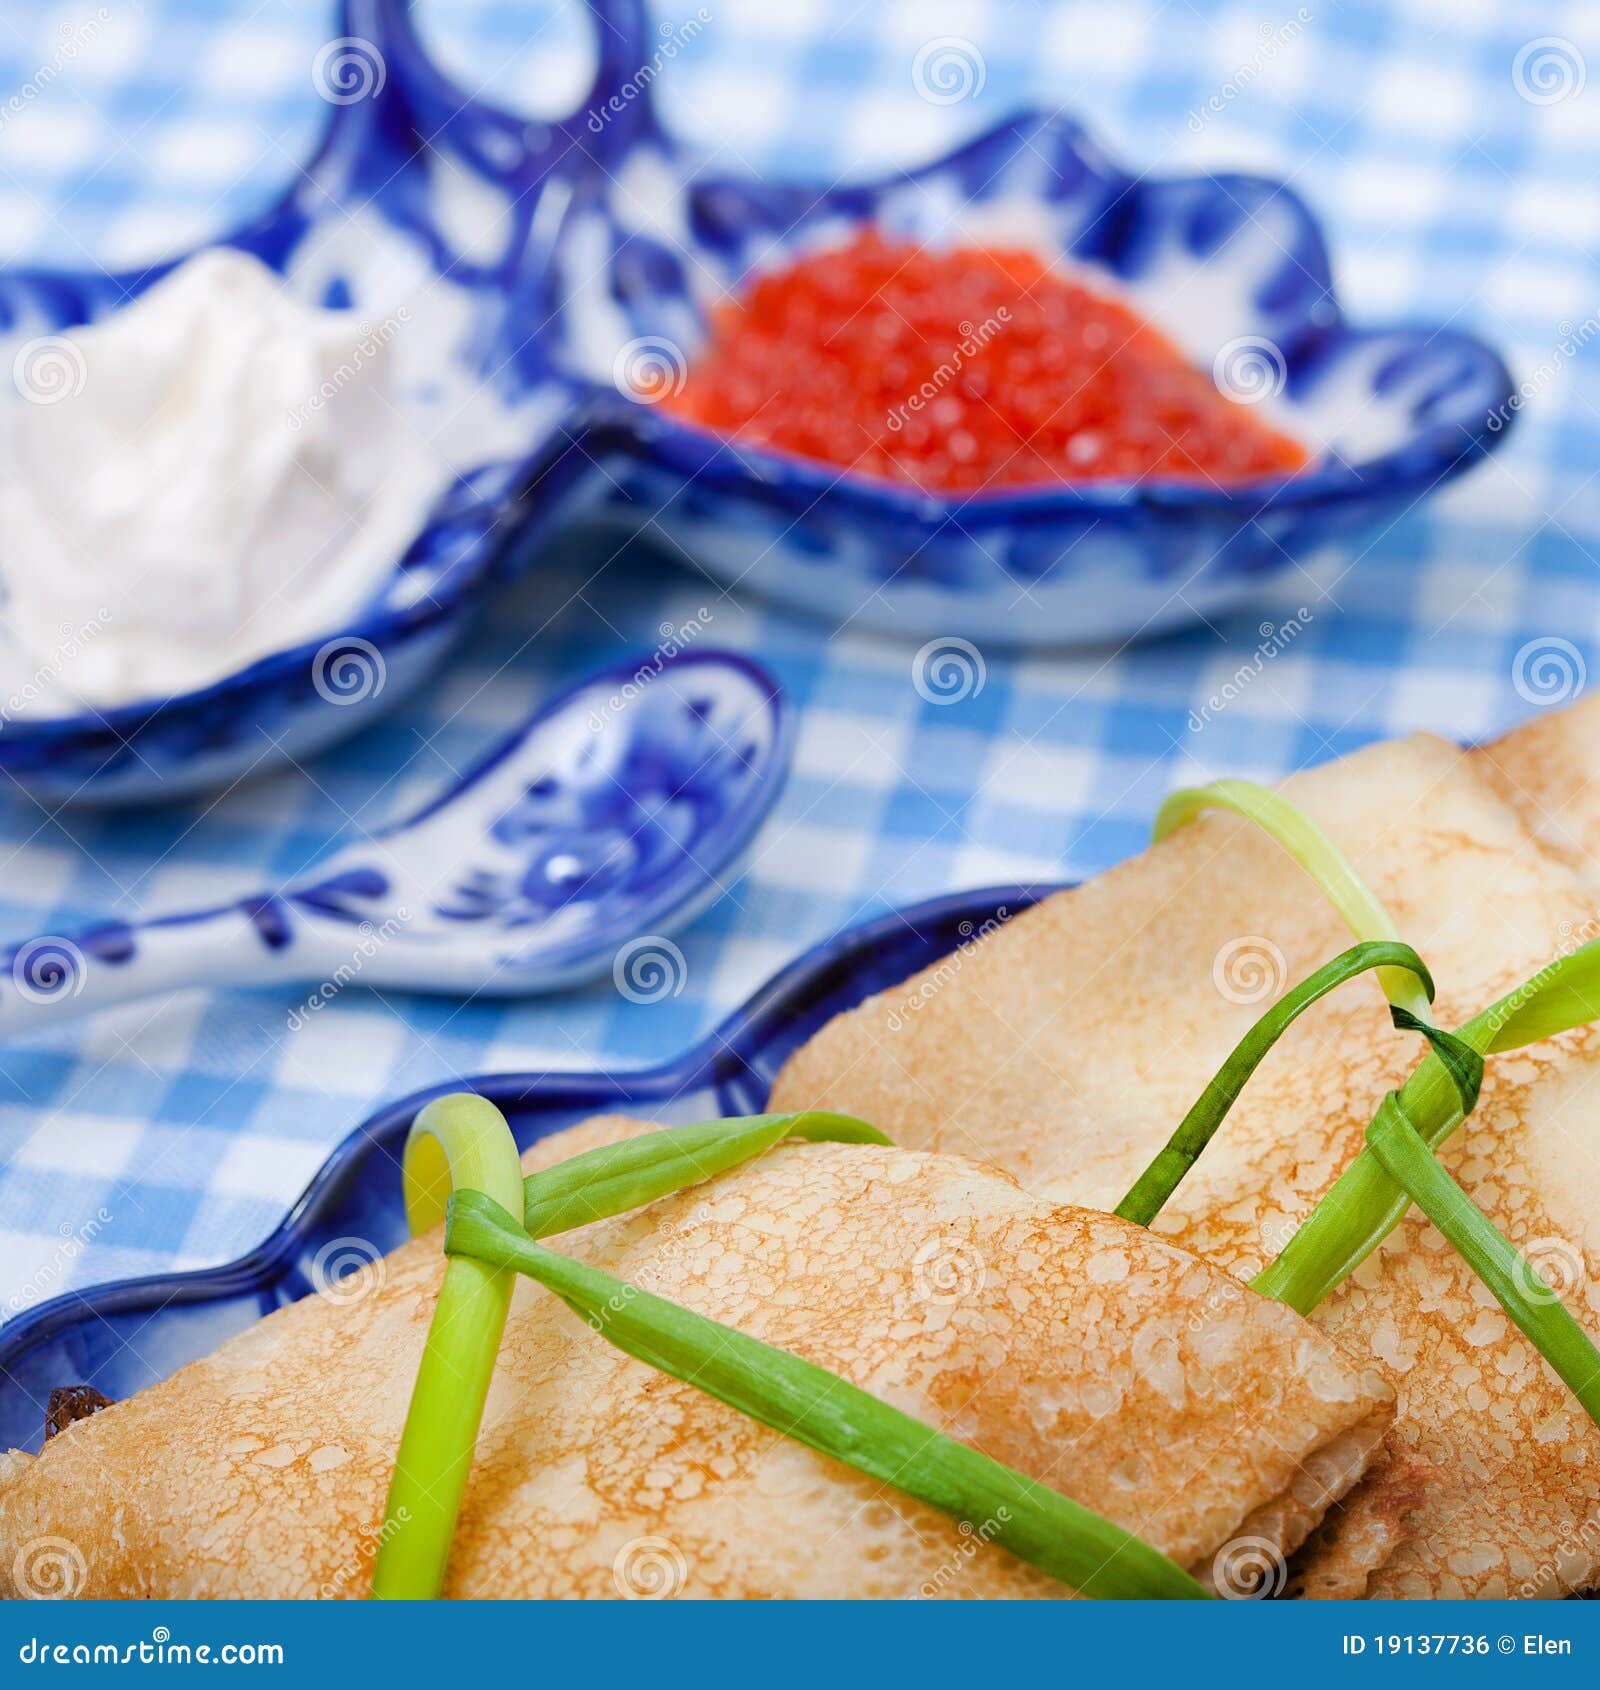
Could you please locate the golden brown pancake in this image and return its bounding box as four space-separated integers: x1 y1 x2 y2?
0 1120 1391 1599
1474 693 1600 894
769 726 1600 1597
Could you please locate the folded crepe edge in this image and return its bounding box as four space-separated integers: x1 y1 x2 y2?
505 1117 1404 1588
1195 1404 1395 1595
1284 1444 1432 1600
0 1119 1400 1601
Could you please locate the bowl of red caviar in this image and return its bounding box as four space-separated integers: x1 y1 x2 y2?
556 104 1514 648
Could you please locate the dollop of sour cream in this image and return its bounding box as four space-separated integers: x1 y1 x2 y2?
1 248 443 712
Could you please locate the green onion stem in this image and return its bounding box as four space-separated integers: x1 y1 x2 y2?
373 1093 526 1601
446 1191 1211 1601
521 1111 886 1238
374 1104 890 1598
1153 779 1430 1018
1364 1097 1600 1428
1254 938 1600 1314
1114 940 1434 1228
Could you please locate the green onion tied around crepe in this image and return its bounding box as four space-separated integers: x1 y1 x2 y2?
374 1101 1208 1601
377 779 1600 1601
1153 781 1600 1407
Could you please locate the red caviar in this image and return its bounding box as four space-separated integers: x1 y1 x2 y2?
663 230 1309 493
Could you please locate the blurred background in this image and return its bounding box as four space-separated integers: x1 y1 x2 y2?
0 0 1595 1299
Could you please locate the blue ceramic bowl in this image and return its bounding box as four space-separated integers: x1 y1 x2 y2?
0 0 1515 804
0 882 1054 1445
560 107 1516 647
0 0 620 805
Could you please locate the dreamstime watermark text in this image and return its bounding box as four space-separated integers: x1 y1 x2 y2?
886 909 1010 1031
886 309 1009 434
585 608 713 732
1187 608 1313 731
589 11 712 133
0 9 114 134
285 309 411 433
286 912 410 1030
7 1208 111 1315
0 609 113 725
1488 311 1599 433
1188 10 1313 131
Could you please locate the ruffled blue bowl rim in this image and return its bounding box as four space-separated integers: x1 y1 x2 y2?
0 0 1518 759
589 104 1515 529
0 880 1058 1425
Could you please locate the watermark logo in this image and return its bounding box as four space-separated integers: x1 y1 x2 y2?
613 935 688 1004
584 1201 714 1339
0 609 114 728
313 36 386 104
312 636 387 706
612 1534 688 1598
1513 636 1585 708
1187 9 1313 131
1513 1236 1584 1306
1212 335 1287 405
613 335 688 404
286 308 410 432
0 8 115 135
584 609 714 733
310 1236 387 1305
915 1509 1012 1597
886 909 1011 1032
1185 1274 1247 1335
1212 936 1287 1006
912 37 986 105
886 309 1010 434
1487 312 1600 432
1513 37 1585 106
910 1237 986 1305
912 637 985 705
12 936 87 1004
1211 1534 1287 1599
1187 609 1313 732
286 913 410 1030
1515 1509 1600 1598
12 336 87 405
12 1536 88 1599
8 1207 111 1314
316 1508 412 1599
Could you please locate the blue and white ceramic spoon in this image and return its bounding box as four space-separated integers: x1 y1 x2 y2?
0 650 789 1027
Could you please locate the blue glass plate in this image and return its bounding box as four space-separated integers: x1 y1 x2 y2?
0 882 1055 1453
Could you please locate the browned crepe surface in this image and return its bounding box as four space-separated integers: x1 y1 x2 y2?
770 727 1600 1598
0 1125 1390 1599
1474 693 1600 894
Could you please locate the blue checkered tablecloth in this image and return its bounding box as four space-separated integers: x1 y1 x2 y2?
1 0 1597 1316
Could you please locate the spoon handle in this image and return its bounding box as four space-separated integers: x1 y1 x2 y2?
0 900 310 1031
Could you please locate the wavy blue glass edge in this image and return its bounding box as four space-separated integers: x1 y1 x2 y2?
0 881 1054 1448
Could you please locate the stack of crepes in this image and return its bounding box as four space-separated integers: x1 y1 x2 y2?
771 695 1600 1599
0 1112 1394 1598
1 697 1597 1599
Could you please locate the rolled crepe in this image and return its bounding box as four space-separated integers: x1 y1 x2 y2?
1474 693 1600 892
770 724 1600 1598
0 1120 1392 1599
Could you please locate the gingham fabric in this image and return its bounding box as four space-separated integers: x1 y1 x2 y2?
1 0 1597 1315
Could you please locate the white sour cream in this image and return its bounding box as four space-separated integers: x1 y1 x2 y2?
1 248 446 711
